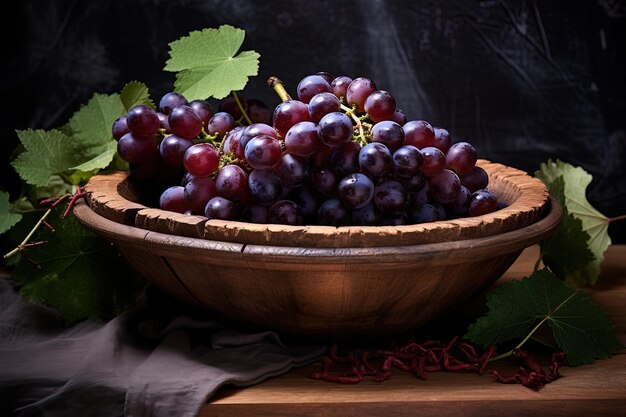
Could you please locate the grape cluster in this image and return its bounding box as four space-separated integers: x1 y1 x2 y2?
112 73 501 226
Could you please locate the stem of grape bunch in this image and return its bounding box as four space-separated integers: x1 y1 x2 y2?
267 76 292 102
231 91 252 125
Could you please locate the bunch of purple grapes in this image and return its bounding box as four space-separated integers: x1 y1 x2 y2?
112 73 501 226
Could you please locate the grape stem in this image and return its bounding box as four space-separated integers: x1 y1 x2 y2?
4 205 55 260
608 214 626 223
231 91 252 125
267 77 292 102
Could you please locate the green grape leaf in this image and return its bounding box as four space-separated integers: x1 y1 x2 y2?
536 159 610 285
164 25 260 100
70 141 118 174
12 210 140 323
67 92 125 176
465 269 623 366
12 129 82 187
539 176 595 280
0 191 22 234
120 80 154 111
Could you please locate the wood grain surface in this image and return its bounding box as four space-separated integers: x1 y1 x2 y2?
201 245 626 417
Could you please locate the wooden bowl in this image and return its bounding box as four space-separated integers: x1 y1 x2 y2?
74 160 562 339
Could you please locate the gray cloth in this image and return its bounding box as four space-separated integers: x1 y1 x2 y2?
0 277 327 417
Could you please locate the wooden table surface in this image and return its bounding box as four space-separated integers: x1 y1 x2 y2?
201 245 626 417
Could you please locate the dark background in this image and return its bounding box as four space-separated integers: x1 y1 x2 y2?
2 0 625 242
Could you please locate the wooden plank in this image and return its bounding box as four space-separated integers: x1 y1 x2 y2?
201 245 626 416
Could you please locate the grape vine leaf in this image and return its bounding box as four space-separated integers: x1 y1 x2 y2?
0 191 22 234
70 141 117 174
535 159 610 285
120 80 154 111
164 25 260 100
538 176 595 281
465 269 623 366
12 209 140 323
68 93 125 161
12 129 83 187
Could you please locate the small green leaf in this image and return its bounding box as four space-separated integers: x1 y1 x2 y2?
12 210 140 323
164 25 260 100
120 80 154 111
0 191 22 234
12 129 82 187
466 269 623 366
536 159 610 285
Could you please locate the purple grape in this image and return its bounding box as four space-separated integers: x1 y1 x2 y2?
407 182 431 208
330 141 361 176
169 105 203 139
318 112 354 146
372 121 405 152
112 115 129 141
183 143 220 177
447 185 472 216
268 200 303 225
288 185 320 222
297 74 332 104
184 176 217 214
275 153 307 187
117 132 157 164
392 145 423 178
222 126 245 157
127 105 160 136
429 169 461 204
403 120 435 149
273 100 312 137
310 165 338 196
398 172 427 191
351 202 382 226
204 196 237 220
364 90 396 122
391 109 407 126
330 76 352 99
469 189 499 216
248 170 283 206
241 204 268 224
215 164 248 200
159 186 188 214
159 92 188 115
238 123 279 157
337 173 375 209
181 171 193 186
374 181 407 214
159 135 193 168
317 198 349 226
421 146 446 176
189 99 213 126
308 92 341 122
346 77 377 112
157 112 170 132
358 142 392 178
459 166 489 193
315 71 334 84
219 96 247 121
247 98 272 124
207 112 236 136
244 135 282 170
446 141 478 175
433 127 451 153
285 121 321 156
409 203 441 223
